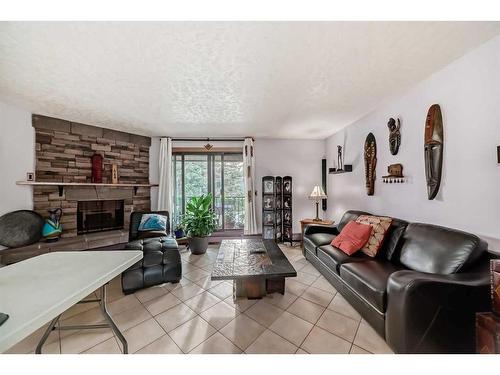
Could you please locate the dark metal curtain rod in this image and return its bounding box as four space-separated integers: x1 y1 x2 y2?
165 137 253 142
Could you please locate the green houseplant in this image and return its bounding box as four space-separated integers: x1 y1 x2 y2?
182 194 217 254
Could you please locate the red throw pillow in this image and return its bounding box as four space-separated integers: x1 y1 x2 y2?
331 221 373 255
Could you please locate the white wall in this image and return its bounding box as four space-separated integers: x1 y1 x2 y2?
0 101 34 216
255 139 326 234
325 35 500 250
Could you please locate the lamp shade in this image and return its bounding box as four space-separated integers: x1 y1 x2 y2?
309 185 327 200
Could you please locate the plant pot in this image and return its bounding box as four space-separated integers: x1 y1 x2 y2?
188 236 209 254
174 229 185 239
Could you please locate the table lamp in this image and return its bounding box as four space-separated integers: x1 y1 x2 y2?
309 185 327 221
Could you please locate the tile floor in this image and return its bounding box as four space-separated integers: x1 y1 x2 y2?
5 244 394 354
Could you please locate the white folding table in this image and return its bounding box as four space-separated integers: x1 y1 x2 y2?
0 250 142 354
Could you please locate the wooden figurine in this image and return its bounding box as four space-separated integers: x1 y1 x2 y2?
424 104 444 200
364 133 377 195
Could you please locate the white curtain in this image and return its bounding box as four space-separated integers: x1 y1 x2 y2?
243 138 258 235
158 137 173 222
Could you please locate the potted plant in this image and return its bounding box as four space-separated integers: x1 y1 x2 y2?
182 194 217 254
174 223 185 239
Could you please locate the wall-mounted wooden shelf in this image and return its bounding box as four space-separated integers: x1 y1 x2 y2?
16 181 158 196
328 165 353 175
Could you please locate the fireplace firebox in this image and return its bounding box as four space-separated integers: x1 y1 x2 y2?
77 200 125 234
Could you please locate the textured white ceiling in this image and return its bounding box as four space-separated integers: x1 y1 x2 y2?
1 22 499 139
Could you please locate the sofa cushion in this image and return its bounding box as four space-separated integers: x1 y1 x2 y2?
378 218 408 261
355 215 393 257
332 221 373 255
317 244 369 274
340 260 402 312
399 223 487 275
337 210 371 232
304 233 336 254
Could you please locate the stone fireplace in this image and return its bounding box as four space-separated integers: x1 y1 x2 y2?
32 114 152 238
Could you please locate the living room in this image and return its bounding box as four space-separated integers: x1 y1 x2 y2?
1 1 500 374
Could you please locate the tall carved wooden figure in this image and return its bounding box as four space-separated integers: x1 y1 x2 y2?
364 133 377 196
424 104 444 200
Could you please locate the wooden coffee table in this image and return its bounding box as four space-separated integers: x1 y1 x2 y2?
211 239 297 299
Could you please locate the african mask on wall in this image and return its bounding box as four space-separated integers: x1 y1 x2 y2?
424 104 444 200
364 133 377 196
388 118 401 155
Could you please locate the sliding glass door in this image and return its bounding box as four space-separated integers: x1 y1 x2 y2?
172 152 244 232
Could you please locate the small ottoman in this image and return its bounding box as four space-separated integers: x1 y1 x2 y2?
121 236 182 294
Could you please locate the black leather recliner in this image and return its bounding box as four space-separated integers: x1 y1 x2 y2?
303 210 491 353
121 211 182 294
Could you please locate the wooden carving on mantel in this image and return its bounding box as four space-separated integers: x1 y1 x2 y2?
424 104 444 200
364 133 377 196
388 118 401 155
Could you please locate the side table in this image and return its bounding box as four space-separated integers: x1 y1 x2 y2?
299 218 334 250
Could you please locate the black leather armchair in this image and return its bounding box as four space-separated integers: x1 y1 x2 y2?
121 211 182 294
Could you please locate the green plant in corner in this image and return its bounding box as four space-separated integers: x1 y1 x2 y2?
181 194 217 254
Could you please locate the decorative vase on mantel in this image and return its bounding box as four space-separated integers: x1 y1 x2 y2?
91 153 103 183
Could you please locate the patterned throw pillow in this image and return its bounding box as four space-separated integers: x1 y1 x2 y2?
355 215 393 257
138 214 167 232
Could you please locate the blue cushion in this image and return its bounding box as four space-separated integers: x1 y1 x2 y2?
138 214 167 232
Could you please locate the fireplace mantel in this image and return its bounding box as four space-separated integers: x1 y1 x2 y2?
17 181 158 196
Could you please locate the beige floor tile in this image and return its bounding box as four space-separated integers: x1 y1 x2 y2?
61 306 105 326
295 271 318 286
300 264 321 277
123 318 165 353
83 337 122 354
350 345 371 354
184 268 211 282
219 314 266 350
327 294 362 321
135 334 182 354
296 348 309 354
170 282 205 301
168 277 192 291
113 304 152 331
301 286 334 307
244 300 284 327
168 316 217 353
189 332 242 354
183 291 221 313
311 277 337 294
287 297 325 324
107 294 142 315
60 328 114 353
301 326 351 354
60 298 99 320
143 293 182 316
208 282 233 300
193 275 223 290
223 296 258 312
245 329 297 354
353 321 393 354
200 301 239 330
181 262 202 274
134 285 169 303
154 303 198 332
263 292 298 310
285 279 309 296
316 309 359 342
269 311 313 347
291 258 308 271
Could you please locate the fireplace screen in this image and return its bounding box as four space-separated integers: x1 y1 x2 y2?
77 200 125 234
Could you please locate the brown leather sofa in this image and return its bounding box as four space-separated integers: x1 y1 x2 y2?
303 210 491 353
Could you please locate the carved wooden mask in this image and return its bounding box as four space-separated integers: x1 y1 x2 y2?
364 133 377 196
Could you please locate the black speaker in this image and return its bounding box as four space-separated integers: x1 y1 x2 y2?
321 158 327 211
